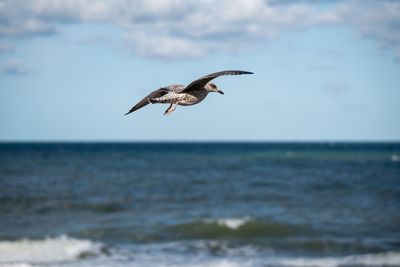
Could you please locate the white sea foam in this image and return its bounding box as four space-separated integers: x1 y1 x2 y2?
188 259 251 267
0 235 102 264
204 217 251 230
0 264 33 267
280 251 400 267
1 236 398 267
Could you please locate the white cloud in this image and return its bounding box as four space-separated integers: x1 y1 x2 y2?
125 32 206 59
0 0 399 59
337 1 400 56
0 1 55 36
1 59 29 75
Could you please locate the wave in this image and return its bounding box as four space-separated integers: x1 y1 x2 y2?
168 217 309 240
204 217 251 230
0 236 399 267
279 251 400 266
0 235 102 265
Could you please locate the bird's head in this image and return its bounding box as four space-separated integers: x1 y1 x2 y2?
206 83 224 95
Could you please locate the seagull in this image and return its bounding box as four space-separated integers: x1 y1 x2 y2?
125 70 253 116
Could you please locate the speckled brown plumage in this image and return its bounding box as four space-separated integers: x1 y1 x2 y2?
125 70 253 116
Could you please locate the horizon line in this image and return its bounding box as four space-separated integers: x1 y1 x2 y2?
1 140 399 144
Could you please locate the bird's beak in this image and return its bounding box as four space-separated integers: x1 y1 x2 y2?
217 90 224 95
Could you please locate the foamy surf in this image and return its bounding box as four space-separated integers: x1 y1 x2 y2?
280 251 400 267
0 237 399 267
204 217 251 230
0 235 102 265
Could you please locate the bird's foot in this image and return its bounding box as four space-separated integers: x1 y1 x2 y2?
164 108 175 115
164 103 177 115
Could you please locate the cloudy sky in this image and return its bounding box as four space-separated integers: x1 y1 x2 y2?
0 0 399 141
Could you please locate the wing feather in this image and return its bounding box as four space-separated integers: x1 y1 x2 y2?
124 88 169 115
182 70 253 93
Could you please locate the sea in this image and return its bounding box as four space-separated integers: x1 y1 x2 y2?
0 142 399 267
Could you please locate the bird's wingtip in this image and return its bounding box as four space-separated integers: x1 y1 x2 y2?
235 70 253 75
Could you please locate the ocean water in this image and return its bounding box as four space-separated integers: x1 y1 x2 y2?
0 142 399 267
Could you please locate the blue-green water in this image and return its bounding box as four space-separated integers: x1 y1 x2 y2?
0 143 399 266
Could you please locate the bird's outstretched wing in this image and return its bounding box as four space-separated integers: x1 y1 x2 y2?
125 88 168 115
181 70 253 93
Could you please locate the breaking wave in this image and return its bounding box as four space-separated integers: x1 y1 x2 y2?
168 217 309 240
204 217 252 230
0 235 102 265
0 236 399 267
279 251 400 266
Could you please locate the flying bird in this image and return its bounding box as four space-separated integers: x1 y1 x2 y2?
125 70 253 116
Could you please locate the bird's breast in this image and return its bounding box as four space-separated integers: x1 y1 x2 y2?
178 91 208 106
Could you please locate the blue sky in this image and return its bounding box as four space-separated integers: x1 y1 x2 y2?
0 0 399 141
